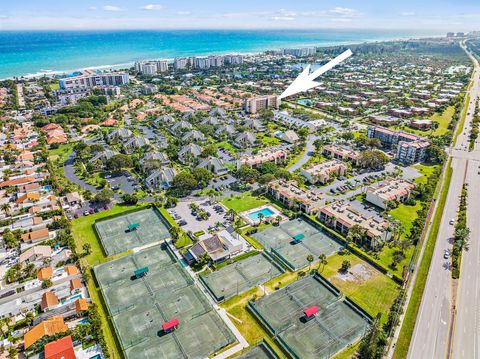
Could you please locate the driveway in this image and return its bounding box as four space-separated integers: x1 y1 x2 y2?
63 152 99 193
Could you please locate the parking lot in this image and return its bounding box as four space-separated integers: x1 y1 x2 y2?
168 200 232 233
106 171 141 194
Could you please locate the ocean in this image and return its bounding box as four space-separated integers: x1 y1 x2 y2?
0 29 440 80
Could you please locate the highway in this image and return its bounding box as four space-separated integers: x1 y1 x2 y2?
408 41 480 359
452 43 480 359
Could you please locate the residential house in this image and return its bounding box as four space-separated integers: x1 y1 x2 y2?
144 167 177 190
24 316 68 349
21 227 50 244
197 157 228 176
19 245 52 263
234 132 257 148
178 143 203 163
267 180 323 214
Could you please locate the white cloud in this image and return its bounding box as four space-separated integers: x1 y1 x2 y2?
141 4 163 11
271 16 296 21
0 15 9 19
400 11 416 16
87 6 97 11
176 11 191 16
327 7 360 18
102 5 123 12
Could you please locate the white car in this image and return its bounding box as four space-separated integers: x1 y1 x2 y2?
449 219 455 225
444 249 450 259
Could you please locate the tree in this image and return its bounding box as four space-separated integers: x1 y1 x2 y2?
94 188 114 204
201 144 217 158
307 254 314 270
365 137 381 148
275 215 282 226
191 167 213 187
227 209 237 221
41 279 53 289
258 173 275 185
1 203 11 216
82 243 92 256
391 250 405 270
425 144 446 164
340 260 351 273
257 213 265 226
317 253 328 272
357 314 385 359
169 226 181 243
121 193 139 205
169 172 198 197
347 225 367 247
358 150 390 170
2 228 18 249
106 154 133 171
236 165 260 183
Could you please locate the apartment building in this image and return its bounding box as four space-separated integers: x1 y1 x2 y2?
300 159 347 185
366 178 416 209
318 201 390 247
244 95 280 114
237 146 289 169
322 145 360 165
135 60 169 75
367 125 430 164
267 180 323 214
174 57 190 70
59 71 129 90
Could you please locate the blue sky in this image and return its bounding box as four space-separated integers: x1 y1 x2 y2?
0 0 479 31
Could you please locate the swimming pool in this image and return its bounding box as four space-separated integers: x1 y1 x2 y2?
61 293 83 305
248 208 275 221
276 131 284 137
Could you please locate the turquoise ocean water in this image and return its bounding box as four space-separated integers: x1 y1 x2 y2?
0 29 440 79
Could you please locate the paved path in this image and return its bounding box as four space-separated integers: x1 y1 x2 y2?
288 134 317 172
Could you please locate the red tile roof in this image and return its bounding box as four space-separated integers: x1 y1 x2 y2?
304 305 319 317
162 319 179 331
44 335 76 359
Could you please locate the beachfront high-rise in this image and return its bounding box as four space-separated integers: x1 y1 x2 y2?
134 60 169 75
59 70 129 90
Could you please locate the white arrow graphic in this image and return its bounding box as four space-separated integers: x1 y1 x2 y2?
279 49 353 100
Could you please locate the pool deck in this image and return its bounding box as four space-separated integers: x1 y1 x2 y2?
239 204 286 226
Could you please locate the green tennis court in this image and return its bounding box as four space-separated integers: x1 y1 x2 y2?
249 275 370 359
252 218 343 270
236 342 279 359
201 253 284 301
94 207 171 256
94 245 235 359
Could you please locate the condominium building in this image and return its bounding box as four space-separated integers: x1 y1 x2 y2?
244 95 280 114
300 159 347 185
174 57 190 70
237 145 289 169
322 145 360 165
224 54 243 65
366 178 416 209
367 125 430 164
59 71 129 90
135 60 169 75
194 57 211 69
283 47 316 57
208 55 224 67
318 201 391 247
267 180 323 214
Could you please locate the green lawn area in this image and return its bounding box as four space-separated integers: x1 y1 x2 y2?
221 192 269 213
430 105 455 136
321 252 400 323
48 143 74 163
50 83 60 90
412 163 439 185
71 203 150 359
216 141 238 154
390 202 422 236
259 134 281 147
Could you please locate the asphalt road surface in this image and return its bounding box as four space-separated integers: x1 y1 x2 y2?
408 41 480 359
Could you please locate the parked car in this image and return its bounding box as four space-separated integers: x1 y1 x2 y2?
83 210 90 216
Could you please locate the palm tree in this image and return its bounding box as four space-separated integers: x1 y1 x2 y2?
317 253 328 272
275 215 282 226
1 203 11 216
307 254 314 270
227 209 236 221
257 213 265 226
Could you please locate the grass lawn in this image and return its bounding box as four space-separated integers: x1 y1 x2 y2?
412 163 439 185
430 105 455 136
390 202 422 236
48 143 74 163
393 161 452 358
221 192 269 213
320 252 400 323
71 203 150 359
260 134 281 147
216 141 238 154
